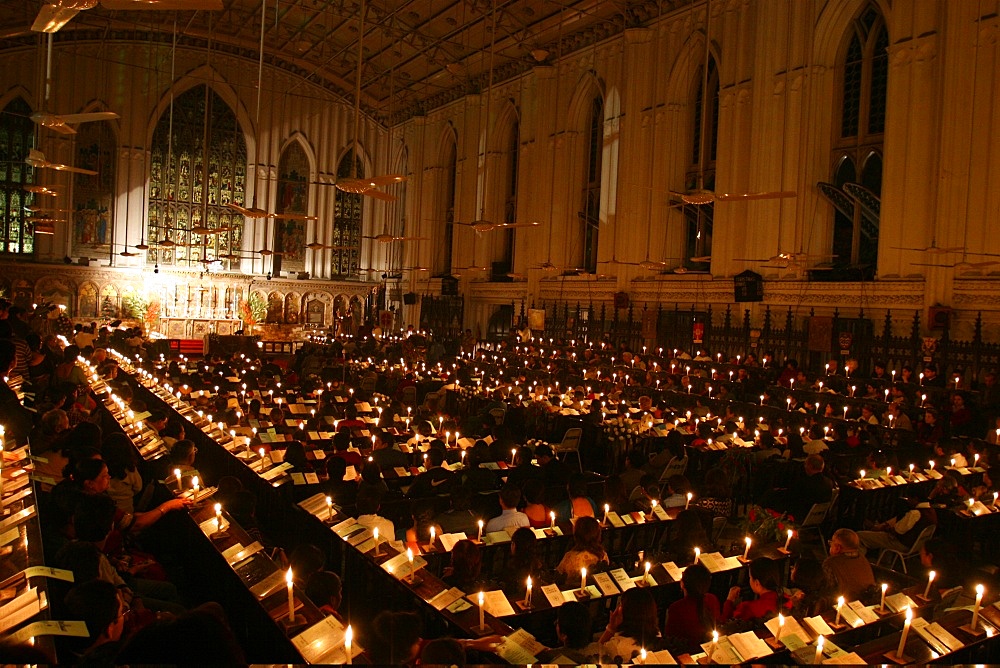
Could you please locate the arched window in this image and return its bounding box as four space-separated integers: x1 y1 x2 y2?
72 120 116 253
147 85 246 269
0 97 35 255
581 96 603 274
435 139 457 276
332 150 362 277
822 3 886 277
274 142 309 274
684 56 719 270
496 118 519 272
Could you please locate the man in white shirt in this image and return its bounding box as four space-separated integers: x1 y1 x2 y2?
75 325 95 349
802 425 829 455
355 488 395 541
484 485 529 533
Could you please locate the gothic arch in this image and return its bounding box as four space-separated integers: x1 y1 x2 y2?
146 65 255 161
665 31 723 105
489 100 520 153
566 70 605 130
815 0 892 66
78 99 122 140
0 87 33 113
280 132 317 184
437 122 459 166
335 141 374 180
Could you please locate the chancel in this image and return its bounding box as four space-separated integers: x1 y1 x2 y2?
2 0 1000 664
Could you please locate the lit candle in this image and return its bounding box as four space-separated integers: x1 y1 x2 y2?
783 529 793 551
649 499 658 520
776 614 784 642
603 503 609 525
815 635 825 664
896 607 911 658
694 547 701 564
174 468 182 488
373 526 380 556
686 492 693 510
429 526 436 546
524 576 532 606
880 583 888 612
345 624 353 665
709 630 718 658
580 567 587 592
644 561 651 585
639 648 647 664
743 536 752 560
406 547 414 582
550 511 556 530
923 570 936 598
835 596 844 626
286 567 295 622
215 502 224 532
192 476 200 496
326 495 333 521
259 448 266 471
971 584 984 629
478 591 485 629
843 406 849 419
478 519 484 541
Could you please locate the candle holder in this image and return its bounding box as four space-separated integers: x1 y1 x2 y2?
279 614 308 634
469 623 493 637
766 637 785 650
958 623 985 637
516 597 533 611
883 651 913 664
573 588 591 601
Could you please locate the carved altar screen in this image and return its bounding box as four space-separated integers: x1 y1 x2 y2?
147 85 246 269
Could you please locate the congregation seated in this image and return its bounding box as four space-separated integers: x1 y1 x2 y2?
720 557 780 623
555 516 608 584
484 484 529 533
823 528 875 602
589 588 660 663
406 447 456 498
663 563 719 654
761 454 834 522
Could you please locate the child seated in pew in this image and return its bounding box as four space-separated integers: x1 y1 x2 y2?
720 557 781 624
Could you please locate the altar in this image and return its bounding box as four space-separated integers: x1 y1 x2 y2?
160 317 243 339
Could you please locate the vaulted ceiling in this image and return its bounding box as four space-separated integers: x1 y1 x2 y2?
2 0 687 123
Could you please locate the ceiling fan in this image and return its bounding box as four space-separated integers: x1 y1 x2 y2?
25 149 97 176
914 259 1000 270
332 174 406 201
890 241 964 254
225 202 317 221
31 110 119 135
32 0 223 34
456 220 540 233
364 223 428 244
23 185 60 197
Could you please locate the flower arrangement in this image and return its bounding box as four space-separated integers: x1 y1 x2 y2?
740 504 793 544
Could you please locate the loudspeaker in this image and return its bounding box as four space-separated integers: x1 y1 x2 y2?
928 306 951 330
403 292 418 305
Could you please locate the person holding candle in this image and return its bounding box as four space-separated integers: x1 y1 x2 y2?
720 557 781 622
663 563 720 654
324 457 359 507
823 529 875 602
330 431 363 469
555 517 609 585
588 588 661 664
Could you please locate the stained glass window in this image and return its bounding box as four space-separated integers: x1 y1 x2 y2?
685 57 718 271
147 85 246 269
0 98 35 255
274 142 309 274
839 4 887 140
435 141 456 276
691 58 719 166
73 121 115 253
332 151 362 277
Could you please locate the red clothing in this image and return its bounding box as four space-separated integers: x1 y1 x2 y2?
664 594 720 647
331 451 363 468
721 590 779 622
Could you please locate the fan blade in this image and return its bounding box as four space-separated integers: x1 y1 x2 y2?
715 190 797 202
268 212 318 220
56 111 119 124
497 222 541 229
227 203 268 218
690 256 712 263
31 3 86 33
365 174 406 187
360 189 396 202
101 0 223 9
46 162 98 176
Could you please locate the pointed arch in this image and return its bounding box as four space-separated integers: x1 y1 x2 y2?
145 83 247 270
567 71 605 273
566 70 605 130
433 123 459 276
815 0 892 67
336 140 375 181
280 132 317 181
146 65 254 160
72 117 117 254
